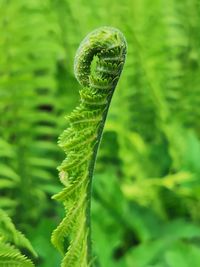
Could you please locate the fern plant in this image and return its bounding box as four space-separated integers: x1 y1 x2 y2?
0 0 66 225
51 26 127 266
0 209 36 266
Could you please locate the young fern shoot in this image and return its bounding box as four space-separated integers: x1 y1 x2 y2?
51 26 127 267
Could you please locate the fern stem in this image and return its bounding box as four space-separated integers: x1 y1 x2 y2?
86 87 117 261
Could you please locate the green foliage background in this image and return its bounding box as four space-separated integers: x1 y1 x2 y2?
0 0 200 266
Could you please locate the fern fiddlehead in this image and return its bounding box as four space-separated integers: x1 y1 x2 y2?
51 26 127 266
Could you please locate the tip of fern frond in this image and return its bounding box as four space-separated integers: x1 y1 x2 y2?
29 248 38 258
51 194 57 200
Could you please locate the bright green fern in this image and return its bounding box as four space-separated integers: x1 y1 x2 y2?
0 209 36 267
51 26 127 266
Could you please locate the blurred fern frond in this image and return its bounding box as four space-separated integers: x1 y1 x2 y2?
0 209 36 266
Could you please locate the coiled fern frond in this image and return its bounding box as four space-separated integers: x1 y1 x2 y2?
51 26 127 266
